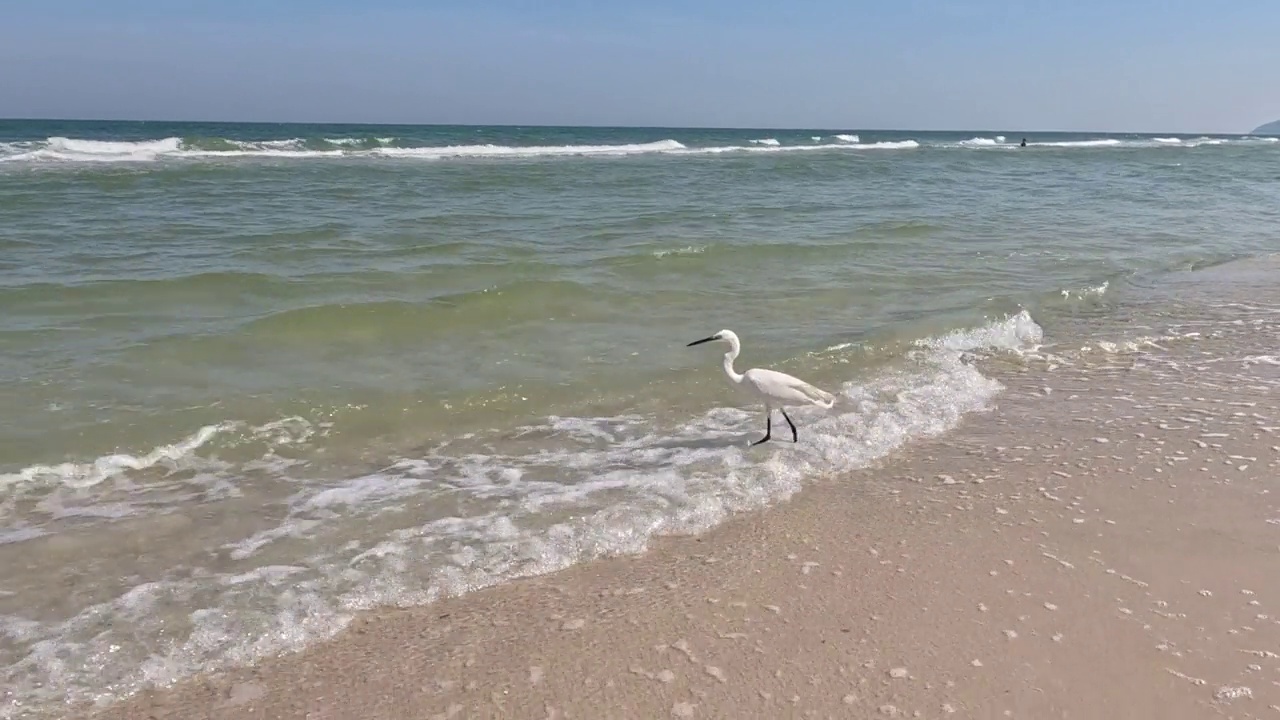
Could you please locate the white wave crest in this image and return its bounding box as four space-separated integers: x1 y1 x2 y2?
669 139 920 155
258 139 305 150
1060 281 1110 300
959 136 1005 147
1031 139 1123 148
949 135 1273 150
0 416 324 494
11 131 1269 166
651 245 707 259
1184 136 1227 147
323 137 395 146
854 140 919 150
4 137 184 163
375 139 687 159
922 309 1044 355
0 137 691 164
0 423 233 490
51 137 182 155
182 147 343 159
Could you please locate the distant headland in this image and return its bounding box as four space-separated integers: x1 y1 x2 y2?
1253 119 1280 135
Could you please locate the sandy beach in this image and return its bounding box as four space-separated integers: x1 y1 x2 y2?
76 294 1280 720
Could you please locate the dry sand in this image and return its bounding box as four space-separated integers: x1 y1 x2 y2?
84 347 1280 719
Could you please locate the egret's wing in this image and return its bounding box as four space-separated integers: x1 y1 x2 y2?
745 368 836 408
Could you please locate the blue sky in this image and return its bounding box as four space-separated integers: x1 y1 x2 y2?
2 0 1277 132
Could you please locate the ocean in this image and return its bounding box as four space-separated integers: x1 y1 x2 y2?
1 119 1278 717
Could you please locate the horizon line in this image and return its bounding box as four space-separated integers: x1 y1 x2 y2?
0 117 1269 136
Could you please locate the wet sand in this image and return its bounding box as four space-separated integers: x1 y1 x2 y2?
82 340 1280 719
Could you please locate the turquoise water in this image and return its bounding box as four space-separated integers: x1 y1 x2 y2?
1 120 1279 717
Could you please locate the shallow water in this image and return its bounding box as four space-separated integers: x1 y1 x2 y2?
1 120 1279 717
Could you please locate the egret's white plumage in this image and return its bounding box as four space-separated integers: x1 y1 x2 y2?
687 329 835 445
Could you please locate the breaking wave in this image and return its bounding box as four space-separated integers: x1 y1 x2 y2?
2 311 1042 716
0 133 1273 165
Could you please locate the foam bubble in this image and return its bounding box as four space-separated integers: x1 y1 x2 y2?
749 138 781 146
835 134 860 143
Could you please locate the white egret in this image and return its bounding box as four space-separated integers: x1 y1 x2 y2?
687 329 836 445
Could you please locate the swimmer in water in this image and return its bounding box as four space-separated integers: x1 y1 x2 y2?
1020 138 1027 147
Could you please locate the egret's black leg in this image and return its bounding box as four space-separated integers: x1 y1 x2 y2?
780 409 798 442
751 411 772 446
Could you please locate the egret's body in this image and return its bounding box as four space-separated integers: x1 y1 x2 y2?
687 329 835 445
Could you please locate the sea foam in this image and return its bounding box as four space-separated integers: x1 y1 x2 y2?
14 137 185 162
373 139 687 159
1 133 1268 165
0 312 1042 717
0 423 233 490
959 136 1006 147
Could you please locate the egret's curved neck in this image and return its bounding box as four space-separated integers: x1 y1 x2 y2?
722 338 743 384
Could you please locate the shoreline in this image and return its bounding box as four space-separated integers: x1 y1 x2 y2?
79 343 1280 719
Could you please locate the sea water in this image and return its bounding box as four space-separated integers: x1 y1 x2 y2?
1 120 1278 717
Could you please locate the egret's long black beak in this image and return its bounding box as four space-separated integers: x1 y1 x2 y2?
687 336 718 347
